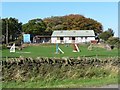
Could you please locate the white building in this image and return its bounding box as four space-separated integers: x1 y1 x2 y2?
51 30 95 43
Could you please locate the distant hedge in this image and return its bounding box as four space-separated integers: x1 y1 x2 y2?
2 57 119 82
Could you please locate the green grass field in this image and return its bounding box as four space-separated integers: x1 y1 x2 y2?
2 44 119 88
2 44 118 58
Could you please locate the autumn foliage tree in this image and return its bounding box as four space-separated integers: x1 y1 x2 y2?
43 14 103 35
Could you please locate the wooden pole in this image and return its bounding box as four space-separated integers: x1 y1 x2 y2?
6 19 8 45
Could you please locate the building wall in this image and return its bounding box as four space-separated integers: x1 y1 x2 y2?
51 37 58 43
64 37 71 43
87 37 95 42
75 37 95 43
51 37 95 43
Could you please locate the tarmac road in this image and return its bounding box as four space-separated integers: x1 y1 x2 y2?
98 84 119 88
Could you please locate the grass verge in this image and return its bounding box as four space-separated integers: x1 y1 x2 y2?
2 75 118 88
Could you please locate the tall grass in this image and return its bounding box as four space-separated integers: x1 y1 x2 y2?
2 57 119 88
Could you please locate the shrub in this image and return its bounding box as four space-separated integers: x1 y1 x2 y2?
2 44 7 49
14 35 23 46
107 37 120 48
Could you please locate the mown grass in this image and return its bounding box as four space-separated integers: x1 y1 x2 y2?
2 44 119 88
2 44 118 58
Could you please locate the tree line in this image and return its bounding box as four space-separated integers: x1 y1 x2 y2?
1 14 119 46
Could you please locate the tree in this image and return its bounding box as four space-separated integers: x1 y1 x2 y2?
107 37 119 45
107 28 114 36
2 17 22 43
22 18 47 35
0 18 1 32
43 14 103 35
99 29 114 41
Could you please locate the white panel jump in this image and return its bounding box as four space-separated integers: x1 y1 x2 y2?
10 43 15 52
75 44 80 52
58 47 64 54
